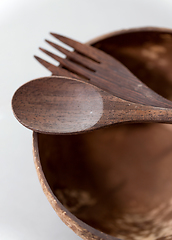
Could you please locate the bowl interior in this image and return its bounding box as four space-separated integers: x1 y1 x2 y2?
37 29 172 240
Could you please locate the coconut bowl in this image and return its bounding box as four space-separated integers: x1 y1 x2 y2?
33 27 172 240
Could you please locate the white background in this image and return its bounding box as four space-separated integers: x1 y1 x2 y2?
0 0 172 239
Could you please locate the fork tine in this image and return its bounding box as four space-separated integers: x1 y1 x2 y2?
50 34 129 70
45 39 99 71
39 47 93 80
34 55 58 73
34 55 80 78
50 33 103 63
45 39 72 57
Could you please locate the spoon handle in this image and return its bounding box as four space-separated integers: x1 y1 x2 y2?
95 91 172 130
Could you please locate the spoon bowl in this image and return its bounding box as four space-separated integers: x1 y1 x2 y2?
12 76 172 134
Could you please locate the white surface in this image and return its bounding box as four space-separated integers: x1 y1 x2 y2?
0 0 172 239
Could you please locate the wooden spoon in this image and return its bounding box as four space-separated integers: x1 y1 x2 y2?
12 76 172 134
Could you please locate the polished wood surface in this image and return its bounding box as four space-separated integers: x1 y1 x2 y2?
12 76 172 134
35 33 172 109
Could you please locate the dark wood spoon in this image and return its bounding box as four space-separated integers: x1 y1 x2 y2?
12 76 172 134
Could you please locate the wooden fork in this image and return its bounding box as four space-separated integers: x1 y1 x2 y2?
34 33 172 109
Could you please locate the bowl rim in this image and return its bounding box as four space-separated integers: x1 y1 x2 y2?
86 26 172 45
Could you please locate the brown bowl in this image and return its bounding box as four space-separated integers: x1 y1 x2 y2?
33 27 172 240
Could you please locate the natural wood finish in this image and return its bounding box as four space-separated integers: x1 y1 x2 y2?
12 76 172 134
33 27 172 240
35 123 172 240
35 33 172 109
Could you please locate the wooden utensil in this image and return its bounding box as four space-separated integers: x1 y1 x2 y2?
12 76 172 134
35 33 172 109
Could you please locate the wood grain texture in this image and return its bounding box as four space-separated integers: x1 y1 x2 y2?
36 33 172 109
12 76 172 134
